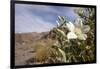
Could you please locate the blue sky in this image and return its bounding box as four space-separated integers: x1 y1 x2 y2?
15 4 79 33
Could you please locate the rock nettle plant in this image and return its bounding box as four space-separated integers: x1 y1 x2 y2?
51 13 94 63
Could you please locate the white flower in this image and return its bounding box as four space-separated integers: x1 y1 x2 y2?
66 18 90 40
66 22 77 39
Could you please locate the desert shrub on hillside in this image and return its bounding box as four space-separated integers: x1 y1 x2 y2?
50 8 95 63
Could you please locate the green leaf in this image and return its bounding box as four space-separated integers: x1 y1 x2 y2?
58 16 65 24
58 48 67 62
56 28 66 37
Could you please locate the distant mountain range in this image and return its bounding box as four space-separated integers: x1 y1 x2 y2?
15 28 57 45
15 27 68 46
15 32 43 45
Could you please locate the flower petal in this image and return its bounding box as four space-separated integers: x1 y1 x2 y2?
74 18 83 28
82 25 90 33
67 32 77 39
78 34 87 40
66 22 75 32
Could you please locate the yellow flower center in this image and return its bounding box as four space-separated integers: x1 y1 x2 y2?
74 27 82 36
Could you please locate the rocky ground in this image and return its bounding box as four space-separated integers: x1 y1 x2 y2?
15 30 57 66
